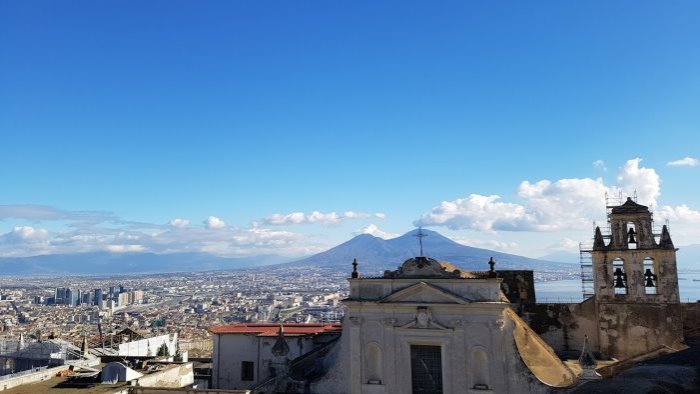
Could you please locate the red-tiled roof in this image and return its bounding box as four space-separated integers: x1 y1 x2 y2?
209 323 342 337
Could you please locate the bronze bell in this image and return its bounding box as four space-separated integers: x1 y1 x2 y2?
627 227 637 244
644 268 657 287
613 267 626 288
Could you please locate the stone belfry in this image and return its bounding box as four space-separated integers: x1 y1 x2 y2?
591 197 680 304
589 197 683 358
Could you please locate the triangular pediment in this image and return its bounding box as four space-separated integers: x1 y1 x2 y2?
379 282 472 304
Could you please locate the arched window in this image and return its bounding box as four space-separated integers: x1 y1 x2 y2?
471 348 490 390
613 258 627 295
626 223 637 249
643 257 657 295
365 343 382 384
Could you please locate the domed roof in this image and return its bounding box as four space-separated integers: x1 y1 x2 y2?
383 256 478 279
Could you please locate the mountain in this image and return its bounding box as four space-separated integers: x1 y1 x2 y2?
0 252 290 275
0 229 584 276
286 229 576 276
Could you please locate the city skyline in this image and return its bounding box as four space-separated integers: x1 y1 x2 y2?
2 2 699 260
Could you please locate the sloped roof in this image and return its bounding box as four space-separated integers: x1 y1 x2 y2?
506 308 577 387
209 323 342 337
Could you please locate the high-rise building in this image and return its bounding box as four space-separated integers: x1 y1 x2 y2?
55 288 66 305
132 290 144 304
94 288 103 305
118 292 130 307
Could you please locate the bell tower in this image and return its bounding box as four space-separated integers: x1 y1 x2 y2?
588 197 683 358
591 197 679 303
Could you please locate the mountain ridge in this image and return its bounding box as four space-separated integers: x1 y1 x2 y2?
284 229 576 276
0 229 597 276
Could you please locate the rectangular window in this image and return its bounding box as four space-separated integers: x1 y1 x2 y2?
410 345 443 394
241 361 254 381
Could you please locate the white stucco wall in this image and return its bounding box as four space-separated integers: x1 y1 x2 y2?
212 333 317 390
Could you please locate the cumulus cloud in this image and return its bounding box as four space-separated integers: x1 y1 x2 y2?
417 158 693 233
593 160 607 171
169 218 190 228
263 210 382 226
668 157 699 167
204 216 226 229
0 226 50 243
615 158 660 207
656 204 700 224
354 224 398 239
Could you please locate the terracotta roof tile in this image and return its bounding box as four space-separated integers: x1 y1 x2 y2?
209 323 342 337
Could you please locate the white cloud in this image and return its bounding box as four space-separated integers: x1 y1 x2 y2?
418 158 675 232
204 216 226 229
307 211 341 225
416 194 541 231
593 160 607 171
547 238 581 252
452 237 519 252
263 210 381 226
656 204 700 224
354 224 398 239
615 158 659 207
105 244 145 253
169 218 190 228
668 157 699 167
343 211 366 219
0 226 50 243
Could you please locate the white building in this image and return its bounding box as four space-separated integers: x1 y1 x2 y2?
210 322 341 390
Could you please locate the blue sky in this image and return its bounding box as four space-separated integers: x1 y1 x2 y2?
1 1 699 259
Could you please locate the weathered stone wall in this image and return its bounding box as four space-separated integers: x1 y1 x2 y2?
526 299 686 359
523 298 598 356
597 303 684 359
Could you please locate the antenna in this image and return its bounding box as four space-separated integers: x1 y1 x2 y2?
414 227 428 256
633 189 638 202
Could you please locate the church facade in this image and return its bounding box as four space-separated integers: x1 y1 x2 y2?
311 257 576 394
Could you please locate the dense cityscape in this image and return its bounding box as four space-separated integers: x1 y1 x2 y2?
0 266 347 360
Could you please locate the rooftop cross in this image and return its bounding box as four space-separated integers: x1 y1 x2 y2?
414 227 428 256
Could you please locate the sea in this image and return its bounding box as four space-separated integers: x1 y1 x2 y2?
535 271 700 303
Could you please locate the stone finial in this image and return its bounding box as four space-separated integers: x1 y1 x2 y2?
593 226 605 250
351 258 359 278
659 225 674 249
